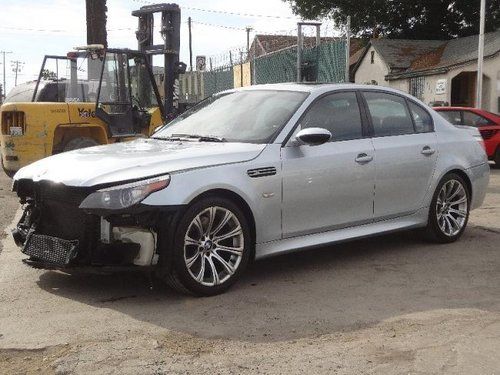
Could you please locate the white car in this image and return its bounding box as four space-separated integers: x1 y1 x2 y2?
12 84 489 296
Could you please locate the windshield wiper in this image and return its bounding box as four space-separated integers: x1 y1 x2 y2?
170 134 226 142
151 136 183 141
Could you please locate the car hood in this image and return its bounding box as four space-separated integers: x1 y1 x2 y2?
14 138 266 187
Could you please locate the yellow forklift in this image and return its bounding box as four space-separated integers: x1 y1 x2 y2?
1 3 185 177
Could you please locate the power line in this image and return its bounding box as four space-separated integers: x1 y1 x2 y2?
191 20 298 36
131 0 299 20
0 26 66 33
191 20 248 32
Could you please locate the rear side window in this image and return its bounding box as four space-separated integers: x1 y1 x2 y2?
408 102 433 133
438 110 462 125
463 111 491 127
300 91 363 141
364 92 414 137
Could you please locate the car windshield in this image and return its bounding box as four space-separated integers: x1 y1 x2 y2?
154 90 308 144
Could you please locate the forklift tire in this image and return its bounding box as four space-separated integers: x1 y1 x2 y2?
63 137 100 152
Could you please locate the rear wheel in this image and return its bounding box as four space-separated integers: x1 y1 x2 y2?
63 137 99 152
425 173 470 243
162 197 251 296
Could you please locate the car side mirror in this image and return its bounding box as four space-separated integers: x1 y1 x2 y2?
295 127 332 146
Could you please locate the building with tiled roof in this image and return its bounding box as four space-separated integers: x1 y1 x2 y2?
354 30 500 112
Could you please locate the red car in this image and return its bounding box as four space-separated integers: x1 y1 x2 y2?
435 107 500 165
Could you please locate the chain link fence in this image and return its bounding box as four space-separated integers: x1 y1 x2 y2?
178 39 347 106
204 65 234 97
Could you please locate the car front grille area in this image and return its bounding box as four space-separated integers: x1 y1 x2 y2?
16 180 99 266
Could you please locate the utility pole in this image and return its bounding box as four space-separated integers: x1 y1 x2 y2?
240 51 244 87
297 23 303 82
188 17 193 71
345 16 351 83
476 0 486 109
86 0 108 47
1 51 12 100
11 60 24 87
86 0 107 81
246 27 253 55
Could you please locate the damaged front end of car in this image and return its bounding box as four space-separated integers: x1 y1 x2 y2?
12 175 177 270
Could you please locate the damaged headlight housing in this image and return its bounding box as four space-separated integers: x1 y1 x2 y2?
79 175 170 210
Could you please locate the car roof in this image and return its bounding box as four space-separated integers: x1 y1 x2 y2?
229 83 412 96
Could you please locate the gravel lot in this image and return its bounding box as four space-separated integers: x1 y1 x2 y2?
1 168 499 374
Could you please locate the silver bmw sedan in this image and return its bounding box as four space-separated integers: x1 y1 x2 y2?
12 84 490 296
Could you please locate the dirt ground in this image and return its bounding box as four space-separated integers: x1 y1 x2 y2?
0 168 499 374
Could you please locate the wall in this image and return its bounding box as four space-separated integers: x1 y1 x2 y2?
233 62 252 88
388 55 500 111
354 46 389 86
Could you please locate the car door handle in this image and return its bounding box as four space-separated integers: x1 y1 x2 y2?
355 153 373 164
421 146 436 156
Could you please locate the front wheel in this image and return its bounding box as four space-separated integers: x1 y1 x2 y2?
162 197 252 296
425 173 470 243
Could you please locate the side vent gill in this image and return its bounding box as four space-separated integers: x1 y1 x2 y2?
247 167 277 178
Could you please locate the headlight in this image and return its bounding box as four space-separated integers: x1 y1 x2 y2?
79 175 170 210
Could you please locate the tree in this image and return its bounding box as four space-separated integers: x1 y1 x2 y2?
41 69 57 80
86 0 108 47
284 0 500 39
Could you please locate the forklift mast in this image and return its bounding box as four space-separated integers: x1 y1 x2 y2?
132 3 186 119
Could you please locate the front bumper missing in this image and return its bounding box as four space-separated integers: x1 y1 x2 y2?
13 201 171 270
13 179 185 271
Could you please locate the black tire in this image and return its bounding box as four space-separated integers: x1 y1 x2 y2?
494 148 500 167
161 196 252 296
63 137 100 152
425 173 470 243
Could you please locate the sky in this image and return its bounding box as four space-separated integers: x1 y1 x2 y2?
0 0 338 96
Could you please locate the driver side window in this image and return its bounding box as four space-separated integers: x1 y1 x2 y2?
299 92 363 142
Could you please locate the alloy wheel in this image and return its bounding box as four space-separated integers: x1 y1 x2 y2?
183 206 244 286
436 179 468 237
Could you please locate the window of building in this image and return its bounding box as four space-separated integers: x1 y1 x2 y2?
370 51 375 64
409 77 425 101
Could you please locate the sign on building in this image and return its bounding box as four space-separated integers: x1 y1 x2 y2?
435 79 447 95
196 56 207 72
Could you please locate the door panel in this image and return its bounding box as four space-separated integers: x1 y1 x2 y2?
362 91 439 219
281 139 375 238
372 132 437 219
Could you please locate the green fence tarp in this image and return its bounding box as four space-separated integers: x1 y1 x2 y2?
203 67 234 97
179 40 347 100
255 40 347 85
